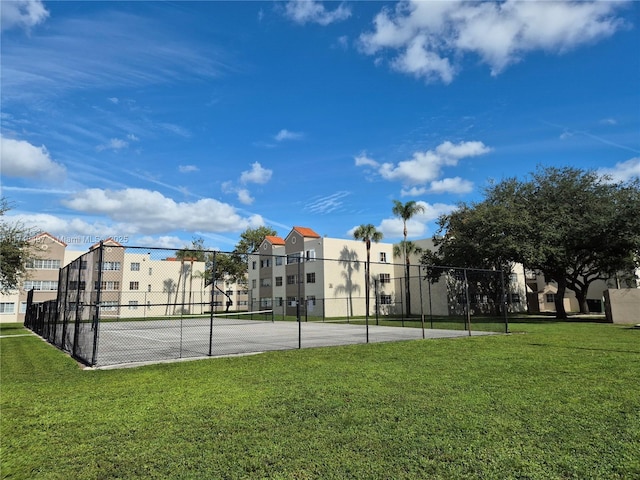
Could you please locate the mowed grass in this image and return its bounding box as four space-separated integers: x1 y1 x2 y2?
1 320 639 479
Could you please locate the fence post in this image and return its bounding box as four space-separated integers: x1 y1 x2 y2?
91 241 104 366
464 268 472 336
208 251 216 357
428 267 433 329
297 258 302 349
418 265 425 339
501 270 510 334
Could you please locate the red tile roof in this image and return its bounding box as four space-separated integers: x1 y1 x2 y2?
292 226 321 238
265 235 286 245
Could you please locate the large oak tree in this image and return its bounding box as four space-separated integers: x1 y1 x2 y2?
423 166 640 318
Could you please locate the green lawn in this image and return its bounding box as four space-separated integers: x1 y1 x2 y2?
1 320 638 479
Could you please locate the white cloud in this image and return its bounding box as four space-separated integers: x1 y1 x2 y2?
0 0 49 32
179 165 199 173
275 129 304 141
305 191 350 214
0 136 66 181
354 152 379 168
359 0 626 83
108 97 120 104
284 1 351 26
97 138 129 152
61 188 264 234
427 177 474 194
390 34 455 84
134 235 185 249
598 158 640 183
379 217 426 239
600 118 617 125
237 188 254 205
401 177 474 195
357 140 490 186
240 162 273 184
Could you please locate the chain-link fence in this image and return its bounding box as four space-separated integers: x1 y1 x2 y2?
25 243 513 367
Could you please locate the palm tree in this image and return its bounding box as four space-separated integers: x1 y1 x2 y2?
392 200 425 316
353 224 383 321
393 240 423 315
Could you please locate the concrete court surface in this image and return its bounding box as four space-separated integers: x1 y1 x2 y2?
94 318 497 368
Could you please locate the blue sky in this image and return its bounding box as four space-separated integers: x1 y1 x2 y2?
2 0 639 251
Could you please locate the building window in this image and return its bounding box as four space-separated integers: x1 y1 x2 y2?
287 275 297 285
275 276 283 287
130 281 139 290
26 259 61 269
380 252 387 263
306 295 316 306
306 272 316 284
252 261 257 270
23 280 58 291
98 262 121 271
287 296 297 306
149 267 153 275
260 259 271 268
546 293 556 303
131 262 140 271
128 301 139 310
379 273 390 284
0 303 16 314
148 284 152 292
275 297 283 307
305 249 316 262
287 253 301 264
95 281 120 291
100 301 118 312
380 295 392 305
275 256 284 266
510 293 521 304
252 279 257 288
260 297 272 307
20 302 27 314
260 278 271 287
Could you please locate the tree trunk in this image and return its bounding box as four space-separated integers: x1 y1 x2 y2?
555 278 568 319
575 289 590 314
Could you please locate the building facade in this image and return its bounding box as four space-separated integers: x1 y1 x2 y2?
0 234 248 323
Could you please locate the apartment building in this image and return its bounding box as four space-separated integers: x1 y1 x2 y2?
249 226 409 318
522 267 639 314
0 234 248 323
0 233 83 323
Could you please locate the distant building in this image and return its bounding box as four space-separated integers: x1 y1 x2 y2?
0 234 248 323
